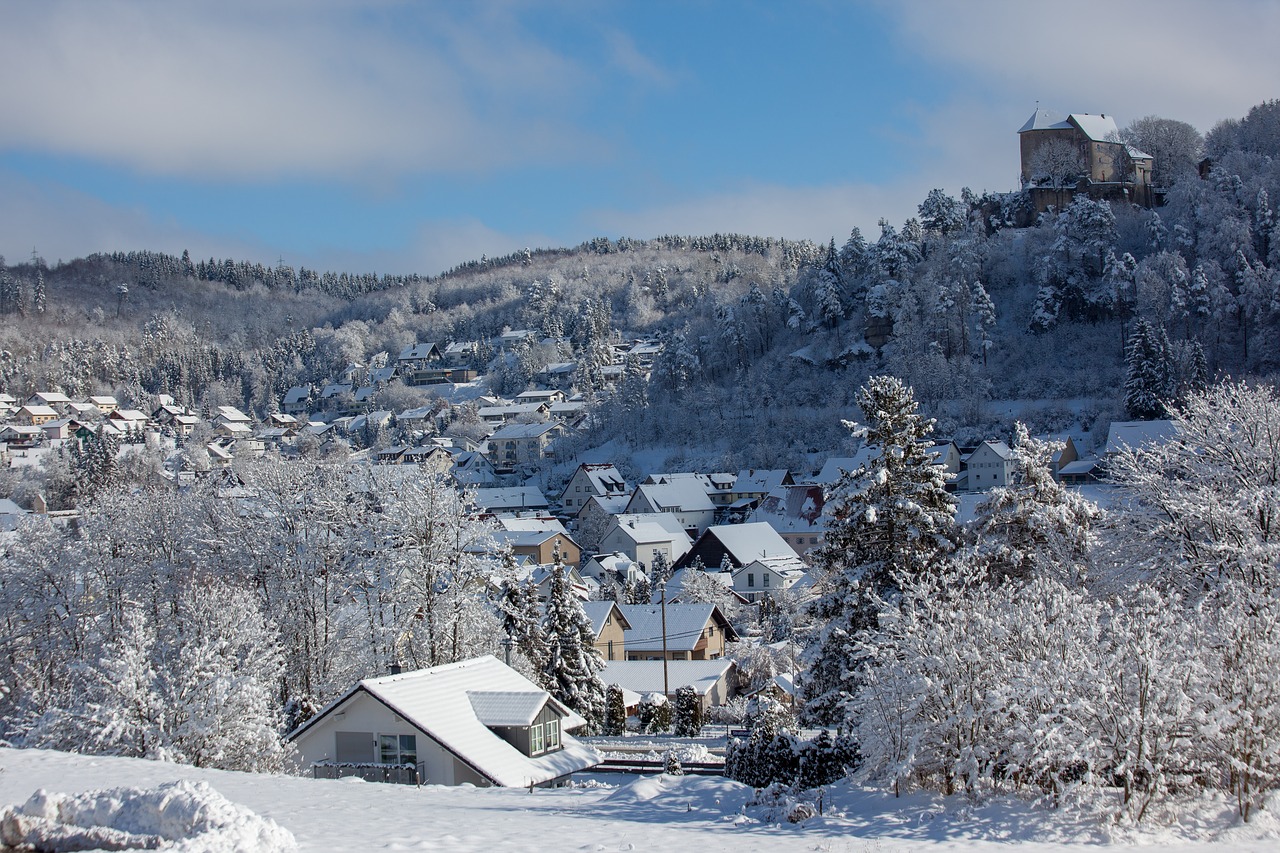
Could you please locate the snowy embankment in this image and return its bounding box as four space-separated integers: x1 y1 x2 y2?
1 748 1278 852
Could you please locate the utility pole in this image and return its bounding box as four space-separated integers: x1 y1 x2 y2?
660 582 670 699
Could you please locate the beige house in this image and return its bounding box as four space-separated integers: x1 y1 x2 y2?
618 603 737 662
486 422 566 473
581 600 632 661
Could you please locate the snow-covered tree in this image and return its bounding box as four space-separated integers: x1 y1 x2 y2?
963 424 1101 585
541 563 607 733
799 376 956 724
1123 318 1173 419
1108 379 1280 593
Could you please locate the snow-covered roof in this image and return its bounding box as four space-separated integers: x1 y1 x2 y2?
815 446 881 484
398 342 440 361
750 484 826 529
976 440 1013 460
699 522 796 564
618 603 735 652
581 601 632 637
1105 420 1177 455
488 422 561 440
290 656 598 787
605 513 692 546
467 691 550 727
474 487 550 512
598 659 736 698
733 469 790 494
283 386 311 405
1058 459 1099 475
1018 107 1068 133
1068 112 1121 142
630 481 715 513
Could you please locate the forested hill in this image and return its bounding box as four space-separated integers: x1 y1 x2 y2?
2 100 1279 469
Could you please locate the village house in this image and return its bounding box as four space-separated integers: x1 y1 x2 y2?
623 480 716 539
617 603 737 662
27 392 72 413
580 600 632 662
491 517 582 566
486 422 566 473
473 486 550 517
674 521 801 572
559 463 630 512
16 404 58 426
599 658 737 713
288 656 600 787
86 395 119 414
731 553 809 603
596 513 693 568
964 440 1016 490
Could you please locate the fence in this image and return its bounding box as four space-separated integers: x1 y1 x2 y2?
311 761 425 785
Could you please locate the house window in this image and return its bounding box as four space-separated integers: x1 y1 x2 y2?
607 640 615 660
747 573 755 588
379 734 417 767
764 574 770 587
530 723 545 754
545 719 560 750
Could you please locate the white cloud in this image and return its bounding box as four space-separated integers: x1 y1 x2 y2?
0 170 271 265
881 0 1280 134
0 1 606 182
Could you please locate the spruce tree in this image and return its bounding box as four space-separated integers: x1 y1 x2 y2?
541 564 607 733
799 375 957 724
497 575 548 678
604 684 627 735
1124 318 1173 419
673 685 703 737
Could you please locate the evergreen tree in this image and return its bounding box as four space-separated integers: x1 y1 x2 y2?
541 564 606 733
604 684 627 735
1124 318 1173 419
497 575 548 678
673 685 703 737
799 375 957 724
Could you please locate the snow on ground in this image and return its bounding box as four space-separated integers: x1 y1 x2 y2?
1 748 1278 852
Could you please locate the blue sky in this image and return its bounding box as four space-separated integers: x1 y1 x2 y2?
2 0 1277 276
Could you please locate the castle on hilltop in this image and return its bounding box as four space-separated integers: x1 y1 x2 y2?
1018 108 1154 212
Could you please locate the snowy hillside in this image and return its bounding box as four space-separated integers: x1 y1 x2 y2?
2 748 1278 852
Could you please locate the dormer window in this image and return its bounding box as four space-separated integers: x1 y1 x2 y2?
530 723 545 754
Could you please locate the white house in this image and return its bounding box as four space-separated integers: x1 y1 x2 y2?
559 463 630 512
597 513 693 567
732 554 809 603
287 656 600 787
623 481 716 538
598 659 737 712
964 440 1015 490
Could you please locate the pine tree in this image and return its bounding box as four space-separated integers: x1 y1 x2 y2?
1124 318 1173 419
799 375 957 724
541 564 606 733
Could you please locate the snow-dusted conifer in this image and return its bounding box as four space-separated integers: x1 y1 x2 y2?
964 424 1100 584
1123 318 1173 419
673 685 703 737
541 563 606 733
799 375 956 724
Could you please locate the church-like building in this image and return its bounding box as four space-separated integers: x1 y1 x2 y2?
1018 108 1154 212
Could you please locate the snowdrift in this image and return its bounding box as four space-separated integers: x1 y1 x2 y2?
0 779 296 852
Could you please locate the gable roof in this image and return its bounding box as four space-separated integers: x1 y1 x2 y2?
581 600 632 638
289 656 598 787
618 603 737 651
1018 107 1067 133
629 481 715 514
1105 419 1178 455
599 659 736 698
693 522 795 565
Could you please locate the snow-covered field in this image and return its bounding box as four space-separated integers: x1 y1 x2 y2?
2 748 1278 852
